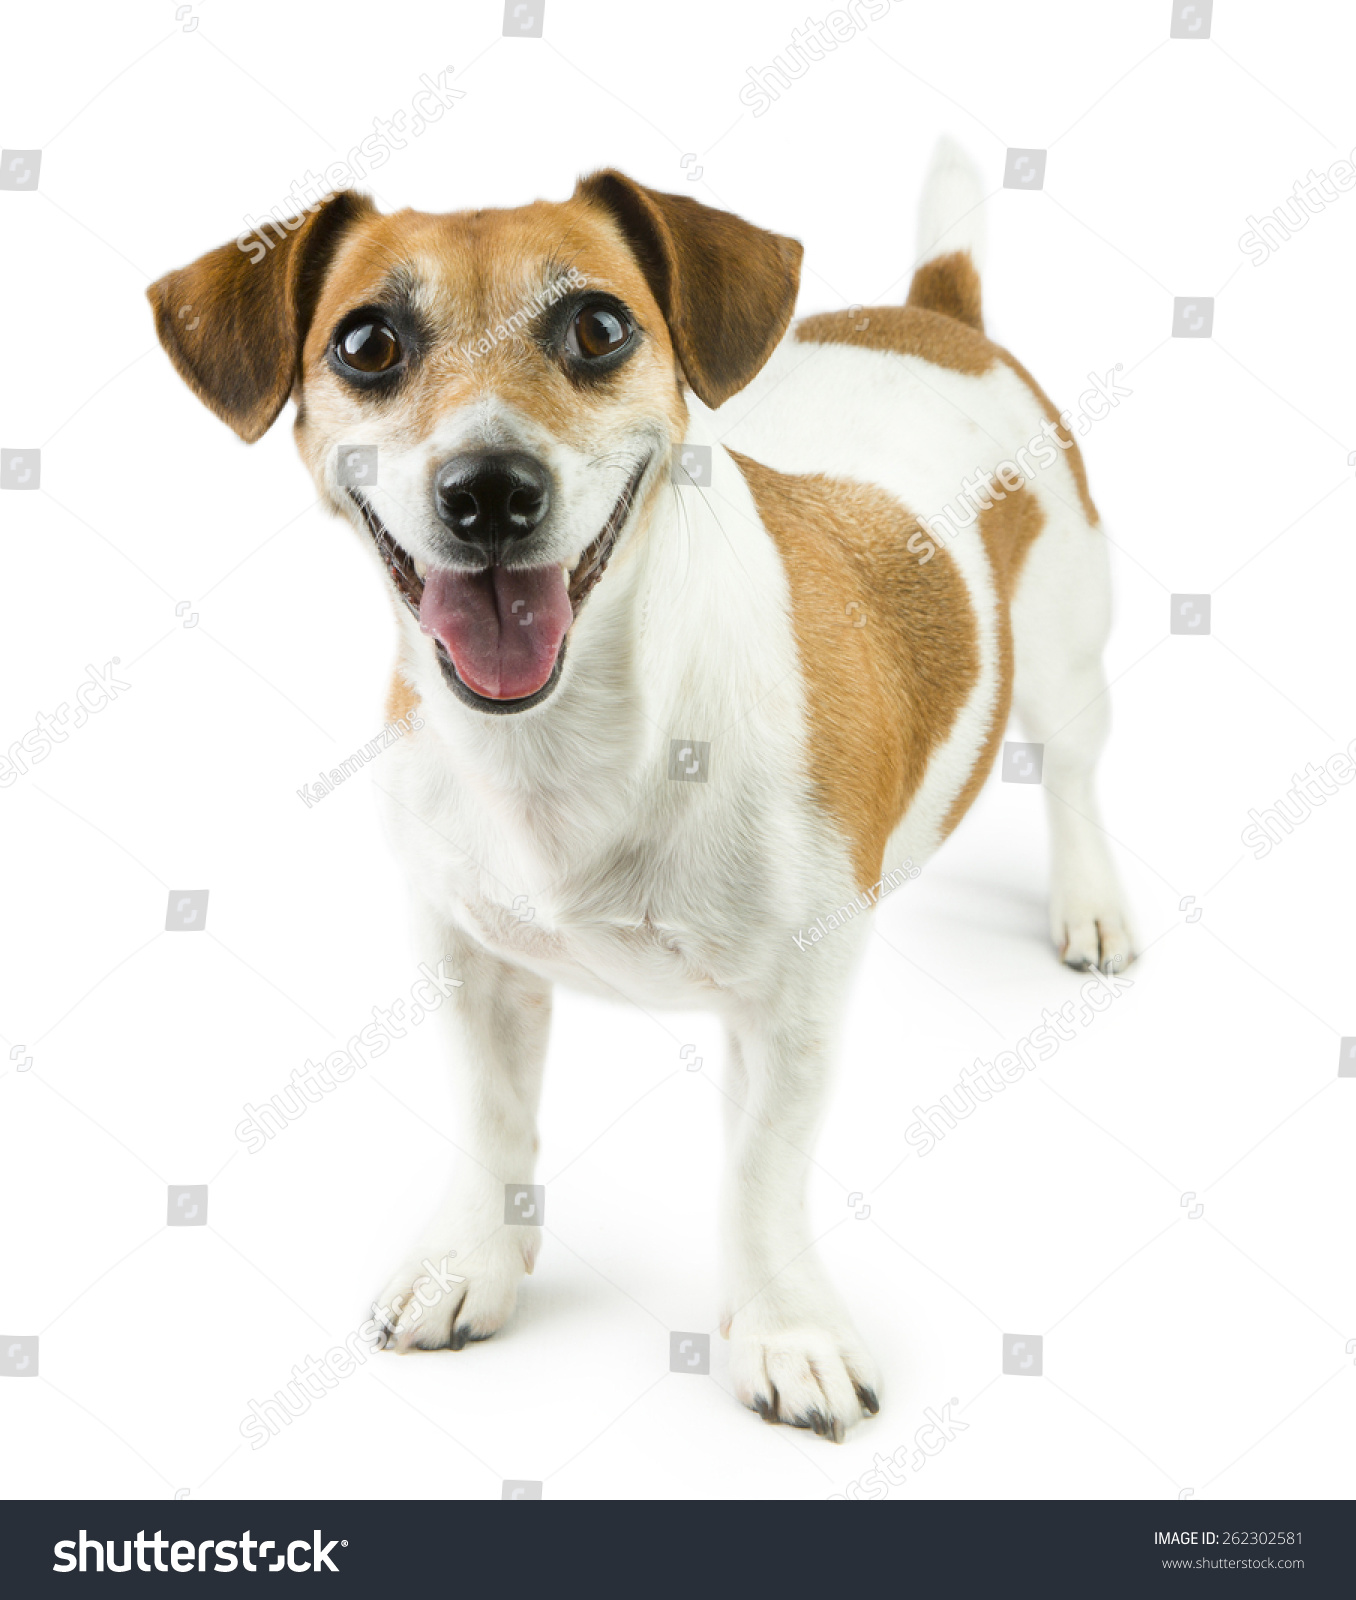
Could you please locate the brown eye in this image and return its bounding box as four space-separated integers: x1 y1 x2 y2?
570 305 631 361
336 318 401 373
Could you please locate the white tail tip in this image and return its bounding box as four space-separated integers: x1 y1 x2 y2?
915 136 986 277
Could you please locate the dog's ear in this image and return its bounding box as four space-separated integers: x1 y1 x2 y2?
576 171 802 409
147 192 376 442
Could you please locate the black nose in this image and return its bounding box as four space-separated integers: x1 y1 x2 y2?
433 451 552 552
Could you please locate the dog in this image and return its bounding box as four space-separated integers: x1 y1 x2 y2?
148 140 1132 1442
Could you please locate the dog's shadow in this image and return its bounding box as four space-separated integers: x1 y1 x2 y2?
880 869 1050 956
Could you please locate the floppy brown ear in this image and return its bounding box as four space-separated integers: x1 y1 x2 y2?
146 191 376 442
576 170 802 409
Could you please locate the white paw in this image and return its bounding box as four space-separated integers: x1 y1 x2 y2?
375 1225 536 1353
727 1314 880 1443
1052 894 1135 974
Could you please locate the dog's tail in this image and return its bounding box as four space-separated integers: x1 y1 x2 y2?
906 137 986 333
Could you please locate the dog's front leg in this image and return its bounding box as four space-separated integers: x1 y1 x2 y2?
722 1000 880 1441
376 913 549 1352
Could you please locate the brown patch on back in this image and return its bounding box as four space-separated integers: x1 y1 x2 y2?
979 476 1047 604
939 482 1046 840
796 280 1099 528
385 671 420 727
730 452 979 890
795 304 992 376
905 250 983 331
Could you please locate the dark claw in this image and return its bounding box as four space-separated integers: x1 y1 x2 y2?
753 1395 778 1424
794 1410 845 1442
855 1384 880 1416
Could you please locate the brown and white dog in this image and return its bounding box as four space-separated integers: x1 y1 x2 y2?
148 141 1132 1441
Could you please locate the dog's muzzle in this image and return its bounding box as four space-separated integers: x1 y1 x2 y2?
349 453 651 715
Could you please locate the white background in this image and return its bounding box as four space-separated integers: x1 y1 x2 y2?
1 0 1353 1502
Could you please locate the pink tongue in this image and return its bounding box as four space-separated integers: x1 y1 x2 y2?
419 563 574 700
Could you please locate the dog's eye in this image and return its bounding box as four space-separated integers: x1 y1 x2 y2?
335 318 401 374
569 305 632 361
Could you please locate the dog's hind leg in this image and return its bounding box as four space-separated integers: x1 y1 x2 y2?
1009 504 1135 973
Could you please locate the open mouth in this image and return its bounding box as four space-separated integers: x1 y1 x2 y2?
349 456 650 714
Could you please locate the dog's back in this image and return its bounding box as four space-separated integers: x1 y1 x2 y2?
713 142 1122 966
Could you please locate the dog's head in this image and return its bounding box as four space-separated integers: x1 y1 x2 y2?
148 175 802 713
